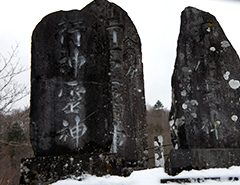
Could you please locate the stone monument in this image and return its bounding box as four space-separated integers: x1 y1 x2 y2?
20 0 147 184
165 6 240 176
82 0 147 162
30 10 112 157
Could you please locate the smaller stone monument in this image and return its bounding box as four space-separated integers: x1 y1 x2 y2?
165 6 240 176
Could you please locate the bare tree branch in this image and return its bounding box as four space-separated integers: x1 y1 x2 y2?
0 43 29 114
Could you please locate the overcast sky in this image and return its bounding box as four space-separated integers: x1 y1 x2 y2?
1 0 240 109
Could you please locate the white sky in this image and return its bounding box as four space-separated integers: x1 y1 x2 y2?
1 0 240 109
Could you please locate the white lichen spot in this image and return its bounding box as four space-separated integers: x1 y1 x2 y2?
179 53 185 60
210 47 216 52
175 118 185 127
190 100 199 106
229 79 240 89
182 103 188 110
182 67 192 73
223 71 230 80
206 27 211 32
138 89 142 92
221 40 230 48
181 90 187 96
231 115 238 122
191 113 197 118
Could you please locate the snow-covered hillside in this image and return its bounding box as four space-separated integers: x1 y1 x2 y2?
52 166 240 185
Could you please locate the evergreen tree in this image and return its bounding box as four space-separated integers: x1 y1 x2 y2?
7 122 26 143
154 100 164 110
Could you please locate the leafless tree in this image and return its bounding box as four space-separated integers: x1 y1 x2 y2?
0 43 29 114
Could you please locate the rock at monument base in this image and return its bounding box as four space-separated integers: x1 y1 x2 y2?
20 153 147 185
165 148 240 176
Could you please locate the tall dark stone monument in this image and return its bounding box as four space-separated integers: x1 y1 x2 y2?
82 0 147 163
21 0 147 184
165 7 240 175
30 10 112 156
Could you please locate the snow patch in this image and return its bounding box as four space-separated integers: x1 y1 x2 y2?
52 166 240 185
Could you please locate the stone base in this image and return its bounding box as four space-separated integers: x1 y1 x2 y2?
165 148 240 176
20 153 147 185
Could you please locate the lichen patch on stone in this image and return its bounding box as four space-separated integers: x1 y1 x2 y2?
210 46 216 51
223 71 230 80
221 40 230 48
231 115 238 122
181 90 187 96
182 103 188 109
229 79 240 89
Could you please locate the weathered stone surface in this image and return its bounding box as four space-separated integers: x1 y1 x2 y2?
82 0 147 162
30 0 147 165
20 153 145 185
165 149 240 176
31 10 112 156
169 7 240 149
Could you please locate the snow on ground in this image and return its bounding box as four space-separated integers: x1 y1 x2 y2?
52 166 240 185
